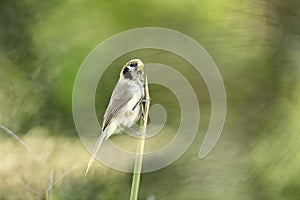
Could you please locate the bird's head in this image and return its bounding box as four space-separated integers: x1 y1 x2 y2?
120 59 144 80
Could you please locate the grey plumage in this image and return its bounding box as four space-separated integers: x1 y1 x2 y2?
85 59 144 175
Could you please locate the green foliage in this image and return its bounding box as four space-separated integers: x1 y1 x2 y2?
0 0 300 199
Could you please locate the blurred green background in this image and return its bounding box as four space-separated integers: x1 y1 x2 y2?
1 0 300 199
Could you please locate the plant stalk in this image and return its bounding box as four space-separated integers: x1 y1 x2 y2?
130 76 150 200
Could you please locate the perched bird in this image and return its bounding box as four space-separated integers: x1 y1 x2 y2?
85 59 145 175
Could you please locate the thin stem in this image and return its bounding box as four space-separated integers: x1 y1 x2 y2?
18 179 44 199
46 169 54 200
130 76 150 200
0 124 31 151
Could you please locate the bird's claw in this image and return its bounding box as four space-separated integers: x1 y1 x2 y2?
142 98 151 103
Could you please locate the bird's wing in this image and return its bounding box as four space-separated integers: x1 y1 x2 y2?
102 83 134 132
102 97 132 131
85 85 135 176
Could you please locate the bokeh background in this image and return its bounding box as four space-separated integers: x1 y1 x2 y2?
1 0 300 199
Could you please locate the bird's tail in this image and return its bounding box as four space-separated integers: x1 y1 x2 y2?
85 133 105 176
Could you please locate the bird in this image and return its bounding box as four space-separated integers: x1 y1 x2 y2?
85 58 145 175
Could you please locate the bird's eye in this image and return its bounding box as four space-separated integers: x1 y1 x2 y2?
129 62 137 67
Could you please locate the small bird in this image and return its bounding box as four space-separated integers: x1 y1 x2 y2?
85 59 145 175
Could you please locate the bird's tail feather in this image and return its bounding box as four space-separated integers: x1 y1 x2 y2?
85 133 105 176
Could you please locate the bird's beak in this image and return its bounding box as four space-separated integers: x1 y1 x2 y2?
137 64 144 72
136 59 144 72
